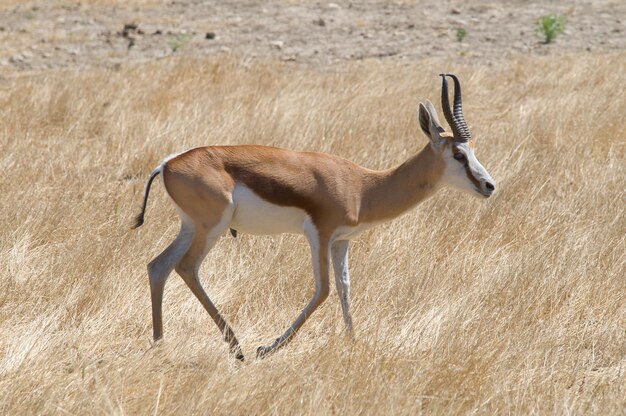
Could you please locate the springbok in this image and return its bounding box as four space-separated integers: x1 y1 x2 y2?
132 74 495 361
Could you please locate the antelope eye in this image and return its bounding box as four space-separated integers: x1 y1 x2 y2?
454 152 466 162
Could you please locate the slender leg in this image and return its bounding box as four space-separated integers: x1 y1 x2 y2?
175 223 244 361
331 240 353 335
257 224 330 358
147 219 194 342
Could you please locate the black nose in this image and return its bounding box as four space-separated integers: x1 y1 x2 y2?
485 182 495 191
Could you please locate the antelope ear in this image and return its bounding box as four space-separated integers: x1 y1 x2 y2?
418 100 445 149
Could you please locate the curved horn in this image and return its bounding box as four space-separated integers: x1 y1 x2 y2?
439 74 465 142
447 73 471 141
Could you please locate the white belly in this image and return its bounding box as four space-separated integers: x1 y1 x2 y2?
230 183 308 235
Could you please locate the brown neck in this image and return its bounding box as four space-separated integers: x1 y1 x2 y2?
360 143 444 223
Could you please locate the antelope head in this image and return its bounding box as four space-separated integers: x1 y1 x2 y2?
418 74 496 198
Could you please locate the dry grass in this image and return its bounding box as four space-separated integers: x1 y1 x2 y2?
0 52 624 415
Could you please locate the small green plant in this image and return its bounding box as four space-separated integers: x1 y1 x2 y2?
168 33 190 52
456 28 467 42
538 13 566 43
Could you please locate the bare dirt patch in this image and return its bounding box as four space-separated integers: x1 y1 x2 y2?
0 0 624 75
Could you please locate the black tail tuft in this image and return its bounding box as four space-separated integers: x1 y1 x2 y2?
131 168 161 230
131 213 145 230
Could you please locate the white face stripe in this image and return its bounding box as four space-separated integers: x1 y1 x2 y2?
440 141 495 198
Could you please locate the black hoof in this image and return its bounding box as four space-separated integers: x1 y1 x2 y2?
235 352 245 362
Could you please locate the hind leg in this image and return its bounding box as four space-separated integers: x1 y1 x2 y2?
256 222 331 358
175 212 244 361
147 217 194 342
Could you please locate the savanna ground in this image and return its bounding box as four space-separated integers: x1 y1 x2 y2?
1 1 625 415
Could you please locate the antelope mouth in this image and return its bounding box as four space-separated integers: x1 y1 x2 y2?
477 187 494 198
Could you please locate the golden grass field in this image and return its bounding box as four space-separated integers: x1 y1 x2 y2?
0 52 624 414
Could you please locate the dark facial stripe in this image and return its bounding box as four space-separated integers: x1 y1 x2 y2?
452 146 481 190
464 161 481 189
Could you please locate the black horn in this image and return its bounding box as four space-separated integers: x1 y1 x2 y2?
448 74 471 141
439 73 470 142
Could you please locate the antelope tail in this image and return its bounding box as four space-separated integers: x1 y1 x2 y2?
131 167 161 229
